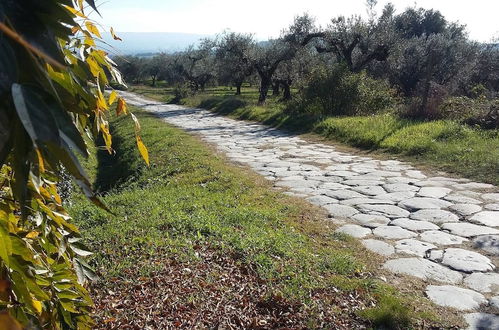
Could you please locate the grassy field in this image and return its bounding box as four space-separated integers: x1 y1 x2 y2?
68 107 457 328
130 84 499 185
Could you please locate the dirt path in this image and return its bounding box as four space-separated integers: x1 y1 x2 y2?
122 91 499 328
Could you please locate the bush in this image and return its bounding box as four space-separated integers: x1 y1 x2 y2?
439 96 499 128
171 84 191 103
301 65 398 117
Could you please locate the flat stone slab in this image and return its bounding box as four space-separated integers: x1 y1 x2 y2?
420 230 469 245
352 214 391 228
472 235 499 255
482 193 499 202
325 190 366 200
395 239 437 257
383 258 462 284
306 195 338 206
383 183 420 193
491 296 499 309
343 179 384 186
351 185 386 196
410 209 459 224
324 204 359 218
440 248 495 273
469 211 499 227
417 187 451 198
449 204 482 216
340 198 394 206
336 224 372 238
426 285 486 311
358 204 410 218
375 191 416 202
442 223 499 238
398 197 453 211
464 313 499 330
444 194 482 204
485 203 499 211
362 239 395 256
390 218 440 231
464 273 499 294
373 226 417 239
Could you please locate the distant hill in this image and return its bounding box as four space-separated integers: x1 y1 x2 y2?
101 32 211 55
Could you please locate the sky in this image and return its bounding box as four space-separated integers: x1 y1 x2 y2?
92 0 499 42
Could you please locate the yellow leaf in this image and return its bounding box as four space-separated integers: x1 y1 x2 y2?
0 311 22 330
110 27 122 41
136 135 149 166
35 148 45 173
32 299 43 314
85 21 102 38
86 56 100 77
116 98 127 115
64 5 87 18
108 91 118 105
78 0 84 11
71 25 80 34
26 231 39 239
83 35 95 47
96 89 108 110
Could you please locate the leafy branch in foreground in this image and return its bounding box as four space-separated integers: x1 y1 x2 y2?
0 0 147 328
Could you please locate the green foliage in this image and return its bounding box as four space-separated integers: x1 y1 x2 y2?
301 65 398 116
0 1 146 328
358 295 411 329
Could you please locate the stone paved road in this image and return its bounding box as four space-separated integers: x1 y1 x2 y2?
123 92 499 328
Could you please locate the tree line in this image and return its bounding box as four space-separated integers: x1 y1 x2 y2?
116 1 499 126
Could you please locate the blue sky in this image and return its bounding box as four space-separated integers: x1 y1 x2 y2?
93 0 499 42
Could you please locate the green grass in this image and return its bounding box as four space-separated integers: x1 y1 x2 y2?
68 106 451 328
130 84 499 185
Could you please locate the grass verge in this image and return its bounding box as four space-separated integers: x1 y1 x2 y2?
130 85 499 185
69 106 453 328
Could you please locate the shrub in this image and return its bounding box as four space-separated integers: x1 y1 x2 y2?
439 96 499 128
301 65 398 117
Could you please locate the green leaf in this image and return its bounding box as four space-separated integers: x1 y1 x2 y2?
0 225 12 266
11 84 61 146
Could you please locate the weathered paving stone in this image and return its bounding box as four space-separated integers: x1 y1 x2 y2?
485 203 499 211
340 198 394 206
491 296 499 309
420 230 469 245
442 223 499 237
482 193 499 202
335 225 372 238
306 195 338 206
373 226 417 239
324 204 359 218
449 204 482 216
455 182 495 190
395 239 437 257
352 185 387 196
464 273 499 294
358 204 410 218
464 313 499 330
361 239 395 256
416 187 452 198
409 209 459 224
390 218 440 231
444 194 482 204
383 183 420 193
275 179 319 189
472 235 499 255
352 214 391 228
342 179 384 186
383 258 462 284
440 248 495 273
327 170 359 177
398 197 453 211
425 285 486 311
325 190 366 200
406 170 427 179
469 211 499 227
374 191 416 202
